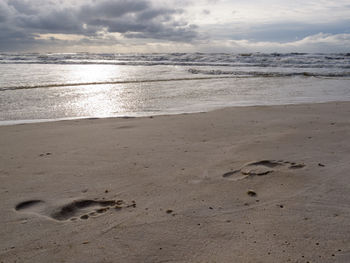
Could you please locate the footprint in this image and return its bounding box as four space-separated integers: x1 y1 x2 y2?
15 198 133 222
222 160 305 180
50 200 117 221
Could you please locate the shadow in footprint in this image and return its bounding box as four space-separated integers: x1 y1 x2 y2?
15 200 45 211
249 160 284 168
15 199 130 222
222 170 240 178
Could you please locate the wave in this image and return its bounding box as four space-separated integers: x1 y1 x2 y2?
3 71 349 92
1 60 350 70
0 76 238 91
187 68 350 78
1 52 349 69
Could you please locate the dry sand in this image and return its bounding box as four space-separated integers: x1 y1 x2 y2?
0 102 350 262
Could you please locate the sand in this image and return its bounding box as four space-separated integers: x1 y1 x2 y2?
0 102 350 262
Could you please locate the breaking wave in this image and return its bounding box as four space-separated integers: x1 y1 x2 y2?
187 68 350 78
1 52 350 69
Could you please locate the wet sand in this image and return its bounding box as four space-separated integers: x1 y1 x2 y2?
1 102 350 262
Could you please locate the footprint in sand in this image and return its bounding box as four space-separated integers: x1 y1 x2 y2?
15 198 133 222
222 160 305 180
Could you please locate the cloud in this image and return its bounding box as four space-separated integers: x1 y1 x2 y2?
79 0 150 18
240 20 350 42
7 0 38 15
0 0 350 52
0 0 198 51
0 0 13 22
202 9 210 15
194 33 350 53
197 18 350 44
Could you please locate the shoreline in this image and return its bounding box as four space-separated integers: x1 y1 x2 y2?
1 101 349 262
1 99 349 127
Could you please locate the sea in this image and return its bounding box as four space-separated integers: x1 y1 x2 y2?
0 52 350 125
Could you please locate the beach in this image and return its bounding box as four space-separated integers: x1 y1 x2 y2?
0 101 349 262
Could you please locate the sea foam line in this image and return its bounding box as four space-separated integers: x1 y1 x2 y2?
0 76 241 91
2 74 349 92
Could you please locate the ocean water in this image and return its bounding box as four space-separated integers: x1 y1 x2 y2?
0 53 350 124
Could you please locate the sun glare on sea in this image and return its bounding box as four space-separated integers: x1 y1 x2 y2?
64 65 129 117
68 64 123 84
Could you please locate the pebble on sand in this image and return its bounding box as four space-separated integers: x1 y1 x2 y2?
247 190 257 197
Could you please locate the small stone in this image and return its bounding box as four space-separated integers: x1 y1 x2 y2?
318 163 325 167
247 190 257 197
166 209 173 214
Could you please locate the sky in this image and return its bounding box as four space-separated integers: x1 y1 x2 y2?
1 0 350 53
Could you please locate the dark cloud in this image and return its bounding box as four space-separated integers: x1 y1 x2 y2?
17 8 82 33
7 0 37 15
125 24 198 41
137 8 179 21
0 1 13 22
79 0 150 18
0 0 198 51
0 24 38 51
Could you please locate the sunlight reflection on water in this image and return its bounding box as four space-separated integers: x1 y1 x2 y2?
68 85 123 117
1 63 350 123
61 65 127 117
67 65 124 84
